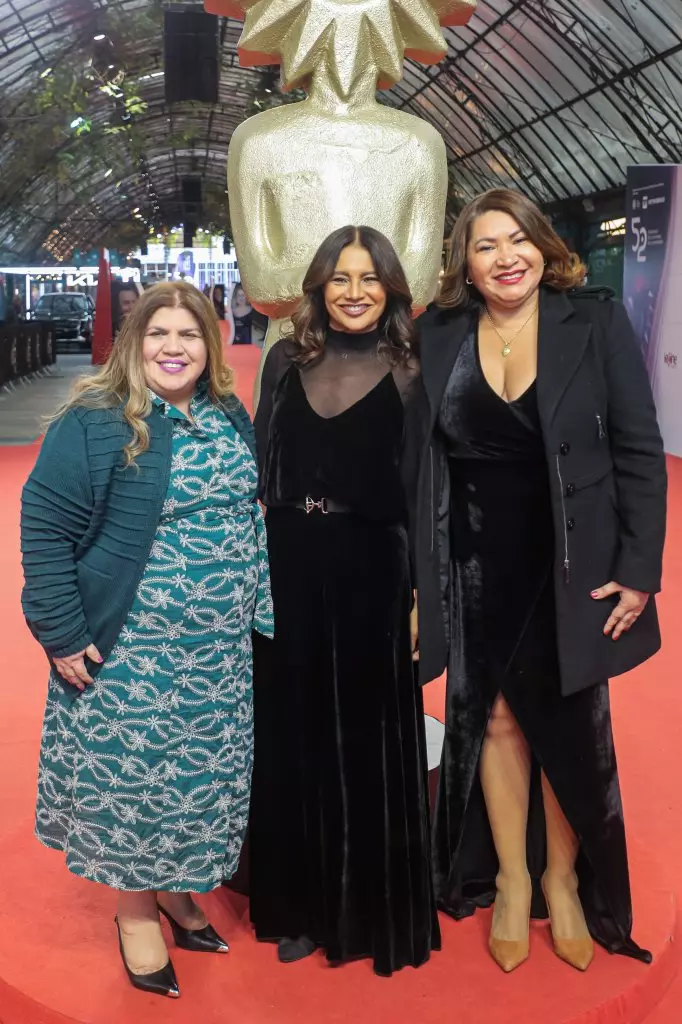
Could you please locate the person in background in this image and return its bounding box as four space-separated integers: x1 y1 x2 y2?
212 284 226 320
118 285 139 321
21 281 272 999
231 283 253 345
414 188 666 973
250 225 439 976
111 283 141 339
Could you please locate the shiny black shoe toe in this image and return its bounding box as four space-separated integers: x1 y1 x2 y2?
115 918 180 998
278 936 318 963
158 904 229 954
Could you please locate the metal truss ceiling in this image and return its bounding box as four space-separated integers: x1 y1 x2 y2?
392 0 682 207
0 0 681 258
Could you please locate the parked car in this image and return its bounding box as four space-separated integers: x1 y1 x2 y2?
31 292 94 350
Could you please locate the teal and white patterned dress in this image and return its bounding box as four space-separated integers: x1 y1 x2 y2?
35 388 273 892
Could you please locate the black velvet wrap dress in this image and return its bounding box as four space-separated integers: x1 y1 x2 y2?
250 329 440 976
432 327 651 962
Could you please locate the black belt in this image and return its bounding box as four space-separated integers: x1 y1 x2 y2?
292 497 352 515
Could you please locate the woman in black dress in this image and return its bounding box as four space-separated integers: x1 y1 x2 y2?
250 226 439 976
414 189 666 973
231 283 253 345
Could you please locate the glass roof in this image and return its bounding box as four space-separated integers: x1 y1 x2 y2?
389 0 682 211
0 0 680 259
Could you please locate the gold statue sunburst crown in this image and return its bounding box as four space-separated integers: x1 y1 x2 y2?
206 0 476 92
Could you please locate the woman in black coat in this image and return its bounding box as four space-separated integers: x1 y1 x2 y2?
414 189 666 973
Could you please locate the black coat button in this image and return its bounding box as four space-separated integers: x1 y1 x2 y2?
560 441 570 455
567 518 576 531
566 483 575 497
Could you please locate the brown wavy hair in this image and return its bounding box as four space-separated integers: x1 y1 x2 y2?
50 281 233 465
287 225 417 365
439 189 585 309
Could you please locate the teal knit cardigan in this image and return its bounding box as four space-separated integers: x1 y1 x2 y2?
20 393 257 674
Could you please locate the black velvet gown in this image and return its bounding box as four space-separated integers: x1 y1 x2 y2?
250 330 440 976
433 330 650 962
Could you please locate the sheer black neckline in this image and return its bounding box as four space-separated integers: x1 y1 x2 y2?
326 327 381 352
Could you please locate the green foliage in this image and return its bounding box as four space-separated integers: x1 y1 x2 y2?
0 3 160 252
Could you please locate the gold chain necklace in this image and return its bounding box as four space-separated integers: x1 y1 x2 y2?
484 304 537 358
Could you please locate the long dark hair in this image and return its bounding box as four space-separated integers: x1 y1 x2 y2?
439 189 585 309
288 226 417 365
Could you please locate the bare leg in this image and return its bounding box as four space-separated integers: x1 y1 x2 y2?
117 891 169 975
480 695 532 947
157 891 209 930
541 772 592 944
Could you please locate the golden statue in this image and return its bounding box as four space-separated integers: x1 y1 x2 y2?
206 0 475 320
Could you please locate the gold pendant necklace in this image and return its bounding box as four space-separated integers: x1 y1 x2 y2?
484 305 537 358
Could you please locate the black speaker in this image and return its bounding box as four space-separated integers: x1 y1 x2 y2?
140 240 148 256
183 224 195 249
182 178 202 206
222 236 231 255
164 8 219 104
181 178 202 226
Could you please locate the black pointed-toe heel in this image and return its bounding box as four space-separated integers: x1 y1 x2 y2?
115 918 180 998
158 904 230 954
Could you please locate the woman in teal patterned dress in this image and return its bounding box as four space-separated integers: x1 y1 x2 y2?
21 282 272 999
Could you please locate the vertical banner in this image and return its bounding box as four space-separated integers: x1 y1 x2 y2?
624 165 682 457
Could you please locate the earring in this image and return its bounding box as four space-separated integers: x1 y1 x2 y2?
466 277 473 286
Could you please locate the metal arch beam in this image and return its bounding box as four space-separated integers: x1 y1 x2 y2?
5 0 48 66
394 0 681 197
456 39 682 169
391 51 563 199
398 8 614 196
596 0 682 66
399 65 557 199
516 2 673 167
539 0 682 128
398 71 558 200
450 0 663 185
446 24 611 193
1 130 234 256
418 55 587 199
387 0 532 112
397 71 559 200
531 0 682 161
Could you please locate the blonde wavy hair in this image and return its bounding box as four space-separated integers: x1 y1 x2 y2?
51 281 233 465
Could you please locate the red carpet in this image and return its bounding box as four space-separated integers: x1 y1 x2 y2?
1 350 681 1023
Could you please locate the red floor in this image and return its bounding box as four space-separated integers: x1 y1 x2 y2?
1 349 681 1023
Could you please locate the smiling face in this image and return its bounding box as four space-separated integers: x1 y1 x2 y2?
324 244 387 333
142 305 208 409
467 210 545 312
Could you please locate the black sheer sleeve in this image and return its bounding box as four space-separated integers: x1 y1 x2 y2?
253 341 291 476
393 359 429 586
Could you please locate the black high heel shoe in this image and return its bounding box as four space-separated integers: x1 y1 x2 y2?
158 903 230 954
115 918 180 998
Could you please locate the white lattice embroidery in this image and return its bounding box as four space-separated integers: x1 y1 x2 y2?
36 392 272 892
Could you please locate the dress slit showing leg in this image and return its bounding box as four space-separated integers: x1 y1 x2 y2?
432 329 650 962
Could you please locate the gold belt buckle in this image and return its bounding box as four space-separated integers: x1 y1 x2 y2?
304 496 329 514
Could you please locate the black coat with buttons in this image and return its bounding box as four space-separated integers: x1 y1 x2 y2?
410 286 667 696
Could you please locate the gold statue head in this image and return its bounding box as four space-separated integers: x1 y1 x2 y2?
206 0 476 94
